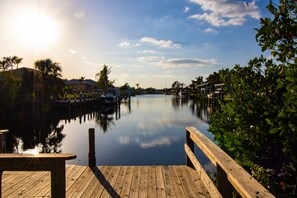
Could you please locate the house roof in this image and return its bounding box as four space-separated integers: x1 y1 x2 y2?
63 79 97 85
196 82 210 87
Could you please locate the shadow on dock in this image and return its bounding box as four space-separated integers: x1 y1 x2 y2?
91 167 121 198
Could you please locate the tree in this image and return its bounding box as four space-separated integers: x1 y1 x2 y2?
209 0 297 195
0 60 5 71
78 76 85 82
195 76 203 85
95 64 114 91
0 56 22 71
188 76 203 98
12 56 22 69
34 59 63 101
171 81 181 96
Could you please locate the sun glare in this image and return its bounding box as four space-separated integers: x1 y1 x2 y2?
10 7 61 50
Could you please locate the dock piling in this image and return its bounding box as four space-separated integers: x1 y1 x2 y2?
88 128 96 168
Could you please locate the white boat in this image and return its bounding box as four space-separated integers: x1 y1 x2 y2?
101 88 120 104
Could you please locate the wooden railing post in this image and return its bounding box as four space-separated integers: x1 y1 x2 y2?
185 127 275 198
0 154 76 198
51 159 66 198
88 128 96 168
216 164 233 198
186 129 194 168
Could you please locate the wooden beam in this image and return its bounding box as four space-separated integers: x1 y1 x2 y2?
186 127 275 198
88 128 96 167
186 129 194 168
184 144 222 198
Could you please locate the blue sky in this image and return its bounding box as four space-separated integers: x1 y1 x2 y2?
0 0 272 88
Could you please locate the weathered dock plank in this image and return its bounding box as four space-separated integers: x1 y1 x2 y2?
110 166 128 197
147 166 157 198
155 166 166 198
81 166 107 197
138 166 148 198
7 171 48 198
118 166 134 198
68 167 96 197
2 165 216 198
2 171 35 196
162 165 176 197
24 172 51 197
168 166 186 198
100 165 121 197
129 166 141 198
89 166 114 197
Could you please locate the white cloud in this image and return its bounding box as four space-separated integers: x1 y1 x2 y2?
140 37 182 49
138 56 217 68
86 60 98 66
137 50 158 54
204 28 218 34
161 58 217 68
140 137 174 148
118 136 130 145
184 6 190 13
118 41 131 48
152 74 175 79
138 56 164 63
74 11 85 19
188 0 260 26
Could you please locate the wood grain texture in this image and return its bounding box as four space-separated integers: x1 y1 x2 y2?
186 126 275 198
2 165 213 198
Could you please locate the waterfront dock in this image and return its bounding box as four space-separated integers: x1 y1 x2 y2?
0 127 275 198
2 165 211 197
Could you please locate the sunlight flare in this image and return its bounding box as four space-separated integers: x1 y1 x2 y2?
9 6 61 50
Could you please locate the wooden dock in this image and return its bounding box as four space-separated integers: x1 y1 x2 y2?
2 165 212 198
0 127 275 198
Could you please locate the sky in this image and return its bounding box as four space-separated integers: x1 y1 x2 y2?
0 0 272 88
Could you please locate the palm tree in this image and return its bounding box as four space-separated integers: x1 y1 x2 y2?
4 57 13 70
51 62 62 78
0 56 23 71
34 58 63 100
0 57 12 70
96 64 114 92
12 56 22 69
34 59 53 77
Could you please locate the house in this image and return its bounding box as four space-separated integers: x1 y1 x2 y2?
196 82 211 97
63 79 97 92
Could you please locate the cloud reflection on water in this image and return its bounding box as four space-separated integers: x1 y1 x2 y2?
140 136 180 148
118 134 181 149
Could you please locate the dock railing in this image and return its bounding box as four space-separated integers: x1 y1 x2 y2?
185 126 275 198
0 153 76 198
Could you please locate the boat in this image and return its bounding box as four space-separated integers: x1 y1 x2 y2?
101 88 120 104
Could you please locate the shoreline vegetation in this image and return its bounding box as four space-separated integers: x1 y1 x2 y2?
0 1 296 196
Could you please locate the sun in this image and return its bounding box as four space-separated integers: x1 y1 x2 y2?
10 7 61 50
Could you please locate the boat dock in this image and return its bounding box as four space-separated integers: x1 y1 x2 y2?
2 165 211 197
0 127 275 198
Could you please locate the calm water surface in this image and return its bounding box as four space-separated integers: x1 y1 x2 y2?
58 94 214 166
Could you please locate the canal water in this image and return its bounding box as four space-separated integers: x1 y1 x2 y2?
2 94 215 167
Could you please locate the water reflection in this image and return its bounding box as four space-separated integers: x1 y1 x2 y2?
189 100 212 123
0 95 215 166
95 106 116 133
0 112 65 154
